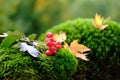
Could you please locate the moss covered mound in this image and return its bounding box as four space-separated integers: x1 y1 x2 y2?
39 19 120 80
0 48 78 80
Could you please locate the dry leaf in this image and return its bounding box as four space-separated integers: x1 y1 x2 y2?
54 31 66 42
63 42 69 48
92 13 108 30
63 40 91 61
70 40 91 53
75 53 89 61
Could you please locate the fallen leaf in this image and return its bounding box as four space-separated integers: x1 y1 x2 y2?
70 40 91 53
63 40 91 61
63 42 69 48
75 53 89 61
92 13 108 30
54 31 66 42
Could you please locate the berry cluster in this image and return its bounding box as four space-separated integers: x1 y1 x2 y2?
45 32 61 56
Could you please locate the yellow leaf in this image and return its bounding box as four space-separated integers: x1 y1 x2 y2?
70 40 91 53
92 13 108 30
54 31 66 42
75 53 89 61
63 40 91 61
63 42 69 48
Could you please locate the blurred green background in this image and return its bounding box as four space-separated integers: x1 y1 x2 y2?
0 0 120 36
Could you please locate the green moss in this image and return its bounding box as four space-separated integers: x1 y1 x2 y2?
0 48 78 80
39 18 120 80
35 48 78 80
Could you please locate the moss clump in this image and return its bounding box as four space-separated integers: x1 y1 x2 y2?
0 48 78 80
39 19 120 80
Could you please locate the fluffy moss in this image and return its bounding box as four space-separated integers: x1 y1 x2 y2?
0 48 78 80
39 18 120 80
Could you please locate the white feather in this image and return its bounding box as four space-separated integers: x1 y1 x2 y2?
19 42 39 57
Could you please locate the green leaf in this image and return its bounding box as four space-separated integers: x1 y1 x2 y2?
0 31 25 48
28 34 37 40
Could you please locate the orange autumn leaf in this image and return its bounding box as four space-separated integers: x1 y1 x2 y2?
64 40 91 61
75 53 89 61
92 13 108 30
54 31 66 42
70 40 91 53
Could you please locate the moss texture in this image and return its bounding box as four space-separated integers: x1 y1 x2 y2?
0 48 78 80
39 19 120 80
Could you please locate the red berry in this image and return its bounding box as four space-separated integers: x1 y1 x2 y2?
53 41 60 45
52 42 56 45
46 41 52 46
48 47 53 52
51 50 56 55
56 44 61 49
53 49 57 54
56 41 61 45
45 32 62 56
45 50 51 56
52 46 57 50
46 32 54 38
49 38 55 42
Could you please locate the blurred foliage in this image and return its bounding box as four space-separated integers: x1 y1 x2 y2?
0 0 21 33
39 19 120 80
0 0 120 35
